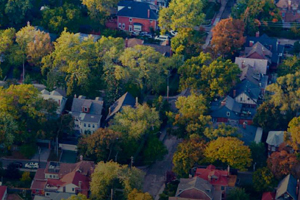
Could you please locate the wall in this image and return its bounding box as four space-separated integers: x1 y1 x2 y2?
65 184 77 193
45 173 59 179
79 121 100 134
235 93 256 105
118 16 157 32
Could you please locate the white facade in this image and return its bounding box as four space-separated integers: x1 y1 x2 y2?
45 173 59 179
57 184 77 193
235 93 256 105
41 89 67 115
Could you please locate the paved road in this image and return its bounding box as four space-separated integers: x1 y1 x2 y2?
221 0 235 19
0 158 47 171
277 38 298 45
142 135 180 199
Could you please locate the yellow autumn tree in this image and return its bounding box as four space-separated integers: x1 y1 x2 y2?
128 189 153 200
205 137 252 171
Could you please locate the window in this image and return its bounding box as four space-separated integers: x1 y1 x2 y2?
118 23 121 28
129 18 132 22
46 193 50 196
129 25 132 32
240 97 242 101
88 124 90 127
92 124 95 128
150 20 153 23
84 107 88 112
221 186 225 190
247 97 250 101
226 112 230 117
49 175 52 178
72 188 75 191
84 123 86 127
122 23 125 29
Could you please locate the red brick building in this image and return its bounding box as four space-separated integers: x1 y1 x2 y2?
117 1 158 33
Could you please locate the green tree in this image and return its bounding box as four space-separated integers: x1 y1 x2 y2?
81 0 119 23
142 135 168 165
0 28 15 55
20 171 31 182
249 142 267 169
4 0 33 25
90 161 144 200
173 134 206 177
278 56 300 77
205 137 252 171
204 123 241 140
253 167 277 192
266 72 300 114
227 188 249 200
287 116 300 150
41 3 81 33
158 0 205 33
64 194 89 200
78 128 122 162
128 189 153 200
167 93 211 137
111 104 161 139
0 112 17 149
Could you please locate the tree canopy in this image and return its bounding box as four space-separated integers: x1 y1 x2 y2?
253 167 277 192
205 137 252 171
204 123 241 140
288 117 300 150
128 189 153 200
277 56 300 77
227 188 250 200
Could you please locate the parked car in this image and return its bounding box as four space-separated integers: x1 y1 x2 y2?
12 162 23 168
25 162 39 169
154 35 170 41
170 30 178 36
140 32 152 38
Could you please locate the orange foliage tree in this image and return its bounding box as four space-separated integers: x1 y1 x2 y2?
211 18 246 56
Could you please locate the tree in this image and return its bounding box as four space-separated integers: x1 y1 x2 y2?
227 188 249 200
266 72 300 114
5 163 21 179
278 56 300 77
0 28 15 55
26 30 53 67
253 167 277 192
211 18 246 56
288 117 300 150
41 3 81 33
64 194 89 200
4 0 33 25
142 135 168 165
90 161 144 200
253 101 291 132
204 123 241 140
0 112 17 149
78 128 122 162
158 0 205 33
128 189 153 200
20 171 31 182
267 150 298 179
205 137 252 171
111 104 161 139
82 0 119 23
249 142 267 169
173 134 206 177
167 93 211 137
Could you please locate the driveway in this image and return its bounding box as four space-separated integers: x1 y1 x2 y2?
142 135 181 199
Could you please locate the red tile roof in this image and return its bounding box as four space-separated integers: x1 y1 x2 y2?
195 165 231 186
0 186 7 199
31 180 47 190
262 192 275 200
34 168 46 180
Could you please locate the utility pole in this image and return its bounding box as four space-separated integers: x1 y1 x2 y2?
111 188 113 200
167 70 170 101
130 156 134 169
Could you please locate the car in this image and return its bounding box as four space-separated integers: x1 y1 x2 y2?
170 30 178 36
140 32 152 38
12 162 23 168
284 44 293 49
154 35 170 41
25 162 39 169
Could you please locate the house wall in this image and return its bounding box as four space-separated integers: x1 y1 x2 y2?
178 188 211 200
117 16 157 32
65 183 77 193
239 119 253 125
45 173 59 179
216 118 229 123
79 121 100 134
235 93 256 105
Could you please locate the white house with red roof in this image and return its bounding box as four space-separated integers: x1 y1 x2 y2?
31 161 94 200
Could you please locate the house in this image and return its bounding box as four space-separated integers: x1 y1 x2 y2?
0 186 7 200
266 131 285 152
117 1 158 33
70 96 103 134
210 96 256 125
125 38 172 56
235 57 268 75
168 176 222 200
245 34 284 69
276 0 300 23
195 165 237 195
230 80 262 107
137 0 168 7
41 89 67 115
276 174 298 200
31 161 94 200
106 92 136 123
261 192 275 200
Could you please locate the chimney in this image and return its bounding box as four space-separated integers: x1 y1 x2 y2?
125 38 128 48
74 94 77 98
255 31 260 37
80 155 83 161
227 165 230 174
108 107 111 115
249 41 254 47
148 9 150 18
79 181 82 190
135 97 138 106
155 0 158 5
243 121 247 129
58 99 61 106
233 90 236 97
27 21 30 26
221 100 226 107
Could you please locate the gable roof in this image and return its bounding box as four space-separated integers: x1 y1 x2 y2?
117 1 158 20
225 96 242 113
276 174 298 200
45 161 95 177
125 38 144 48
0 186 7 199
233 80 261 102
176 177 213 199
245 42 272 63
262 192 275 200
235 57 268 75
106 92 136 121
266 131 284 147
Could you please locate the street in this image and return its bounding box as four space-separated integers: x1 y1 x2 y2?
0 158 47 171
